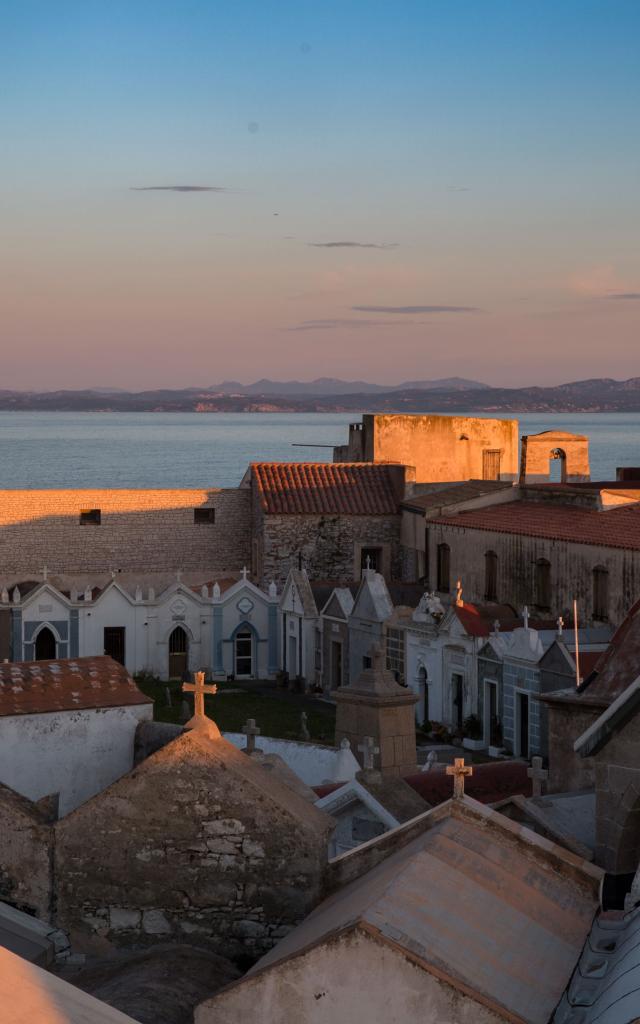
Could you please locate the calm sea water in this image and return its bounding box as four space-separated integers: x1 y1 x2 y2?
0 411 638 488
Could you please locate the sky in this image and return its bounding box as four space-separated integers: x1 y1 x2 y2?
1 1 639 390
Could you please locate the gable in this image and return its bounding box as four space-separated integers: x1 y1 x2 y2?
322 592 348 621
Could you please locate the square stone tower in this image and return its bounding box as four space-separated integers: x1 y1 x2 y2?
334 644 418 776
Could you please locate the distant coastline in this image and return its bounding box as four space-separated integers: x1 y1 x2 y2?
2 376 640 413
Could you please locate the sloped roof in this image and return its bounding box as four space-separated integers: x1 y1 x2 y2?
0 656 151 718
402 479 513 513
251 463 400 515
453 601 520 637
430 500 640 550
580 598 640 703
554 905 640 1024
223 799 600 1024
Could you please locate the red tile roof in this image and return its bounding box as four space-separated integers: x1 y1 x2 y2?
405 761 532 805
454 602 520 637
0 656 152 718
251 462 400 516
430 500 640 551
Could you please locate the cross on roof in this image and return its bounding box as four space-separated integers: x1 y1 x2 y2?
446 757 473 798
42 565 48 581
527 756 548 798
523 605 530 629
358 735 380 770
241 566 249 581
455 579 463 606
182 671 217 720
242 717 261 754
557 615 564 635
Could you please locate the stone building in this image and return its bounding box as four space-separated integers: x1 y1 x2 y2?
247 462 407 586
0 656 152 817
519 430 590 484
333 413 519 483
415 481 640 626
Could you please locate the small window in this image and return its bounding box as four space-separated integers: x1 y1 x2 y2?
79 508 101 525
485 551 498 601
437 543 450 593
535 558 551 610
363 655 372 670
593 566 609 621
194 507 215 524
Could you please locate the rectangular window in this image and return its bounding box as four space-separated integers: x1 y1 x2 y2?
363 655 372 670
314 628 322 672
194 507 215 524
79 508 101 525
386 627 405 685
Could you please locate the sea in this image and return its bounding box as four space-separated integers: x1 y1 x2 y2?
0 411 638 488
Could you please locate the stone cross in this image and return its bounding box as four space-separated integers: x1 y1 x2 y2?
446 757 473 798
241 566 249 581
527 756 548 798
358 736 380 770
523 605 530 629
182 671 217 720
242 718 261 754
455 579 463 606
300 711 310 741
42 565 48 581
557 615 564 636
365 554 372 571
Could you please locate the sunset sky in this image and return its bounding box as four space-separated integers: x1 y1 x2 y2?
2 1 639 390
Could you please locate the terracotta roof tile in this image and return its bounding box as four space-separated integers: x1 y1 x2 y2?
430 500 640 551
251 462 400 516
0 656 152 717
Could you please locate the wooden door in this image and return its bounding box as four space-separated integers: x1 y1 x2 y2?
168 626 188 679
483 449 502 480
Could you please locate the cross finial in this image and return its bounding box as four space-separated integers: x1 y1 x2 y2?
182 671 217 720
365 554 372 571
241 566 249 581
242 717 261 754
527 756 548 798
557 615 564 636
446 757 473 798
456 579 463 606
523 605 530 630
492 619 501 636
42 565 48 581
176 568 182 583
358 736 380 770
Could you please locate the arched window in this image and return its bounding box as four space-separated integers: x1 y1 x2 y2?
168 626 189 679
484 551 498 601
35 627 56 661
535 558 551 610
437 543 450 593
593 566 609 621
549 448 567 483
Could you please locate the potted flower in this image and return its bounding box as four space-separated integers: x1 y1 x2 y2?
462 714 486 752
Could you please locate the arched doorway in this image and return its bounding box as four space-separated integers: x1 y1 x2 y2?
168 626 189 679
35 627 57 661
235 630 253 678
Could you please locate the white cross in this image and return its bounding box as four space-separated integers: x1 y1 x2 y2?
446 757 473 798
523 605 530 629
527 756 548 798
42 565 48 581
557 615 564 636
242 718 261 754
365 554 372 571
182 671 217 720
358 736 380 770
241 566 249 581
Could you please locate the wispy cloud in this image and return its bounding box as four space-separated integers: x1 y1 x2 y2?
131 185 231 192
308 241 399 249
445 185 470 192
285 318 415 332
352 304 480 314
602 292 640 300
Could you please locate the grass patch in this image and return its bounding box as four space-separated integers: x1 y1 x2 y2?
135 676 336 744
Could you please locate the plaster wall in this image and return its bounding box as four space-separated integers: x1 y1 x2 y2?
0 488 250 574
223 733 348 786
0 705 152 817
425 524 640 626
197 928 503 1024
363 413 518 483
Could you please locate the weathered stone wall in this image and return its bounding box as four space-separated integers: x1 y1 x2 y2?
361 414 519 483
544 699 601 794
592 713 640 873
520 431 590 483
54 729 331 959
0 784 53 920
257 513 401 586
424 524 640 626
0 488 251 574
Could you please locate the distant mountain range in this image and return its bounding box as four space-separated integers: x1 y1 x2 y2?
2 377 640 412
